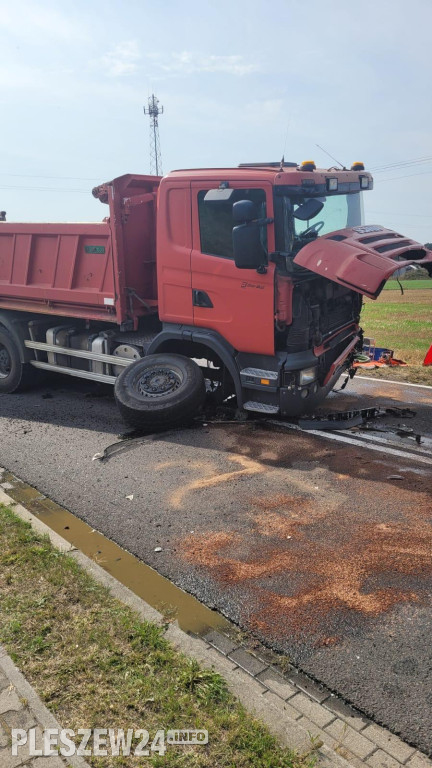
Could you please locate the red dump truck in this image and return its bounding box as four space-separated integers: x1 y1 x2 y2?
0 160 431 427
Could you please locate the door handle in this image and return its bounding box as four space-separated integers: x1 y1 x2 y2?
193 289 213 308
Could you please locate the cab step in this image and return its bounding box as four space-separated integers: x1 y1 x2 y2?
243 400 279 414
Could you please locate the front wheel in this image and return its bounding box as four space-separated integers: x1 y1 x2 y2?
114 353 206 429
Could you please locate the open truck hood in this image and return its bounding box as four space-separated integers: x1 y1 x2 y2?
293 225 432 299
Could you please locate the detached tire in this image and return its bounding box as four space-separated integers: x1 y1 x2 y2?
0 328 34 393
114 353 206 429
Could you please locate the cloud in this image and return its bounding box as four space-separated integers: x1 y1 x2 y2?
149 51 259 76
97 41 141 77
0 3 88 41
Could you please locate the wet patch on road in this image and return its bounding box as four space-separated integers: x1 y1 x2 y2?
0 470 229 636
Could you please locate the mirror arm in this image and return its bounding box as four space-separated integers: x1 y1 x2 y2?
255 218 272 273
251 217 274 226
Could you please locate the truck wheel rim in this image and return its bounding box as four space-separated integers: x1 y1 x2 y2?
0 344 11 379
136 367 181 397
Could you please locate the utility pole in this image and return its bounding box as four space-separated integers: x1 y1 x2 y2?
143 94 163 176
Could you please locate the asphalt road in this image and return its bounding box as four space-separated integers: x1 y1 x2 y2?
0 374 431 753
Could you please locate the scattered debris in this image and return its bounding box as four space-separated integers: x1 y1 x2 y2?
298 407 380 431
92 402 422 460
359 338 407 367
396 425 416 437
92 426 187 462
385 407 416 419
360 421 422 444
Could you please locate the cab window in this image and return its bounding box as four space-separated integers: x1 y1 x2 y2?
198 188 267 259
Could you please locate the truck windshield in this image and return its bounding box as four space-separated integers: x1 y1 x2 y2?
295 193 363 236
276 192 364 252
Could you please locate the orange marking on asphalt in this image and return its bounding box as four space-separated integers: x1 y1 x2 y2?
170 455 264 510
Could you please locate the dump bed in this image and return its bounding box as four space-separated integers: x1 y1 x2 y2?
0 174 160 328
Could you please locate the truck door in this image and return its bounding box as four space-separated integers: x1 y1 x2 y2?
191 181 276 356
156 181 194 324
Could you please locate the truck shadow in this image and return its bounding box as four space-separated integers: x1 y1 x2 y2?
0 377 121 435
0 378 431 490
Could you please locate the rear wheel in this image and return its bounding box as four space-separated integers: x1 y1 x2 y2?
114 353 206 429
0 328 34 393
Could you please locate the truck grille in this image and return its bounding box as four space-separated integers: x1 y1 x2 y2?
320 303 355 336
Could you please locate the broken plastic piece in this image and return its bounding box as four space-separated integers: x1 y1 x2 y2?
385 407 416 419
298 407 380 431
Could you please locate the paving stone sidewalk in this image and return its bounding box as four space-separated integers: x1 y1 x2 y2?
0 647 88 768
202 629 432 768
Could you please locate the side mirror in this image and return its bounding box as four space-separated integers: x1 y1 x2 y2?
233 199 258 223
233 224 264 269
293 198 324 221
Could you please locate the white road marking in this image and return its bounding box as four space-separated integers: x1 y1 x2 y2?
298 429 432 466
355 376 432 391
271 420 432 466
337 429 432 457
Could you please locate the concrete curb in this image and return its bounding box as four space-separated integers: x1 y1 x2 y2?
0 648 89 768
1 489 431 768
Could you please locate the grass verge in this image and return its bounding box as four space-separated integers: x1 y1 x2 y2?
0 505 314 768
360 286 432 385
382 279 432 291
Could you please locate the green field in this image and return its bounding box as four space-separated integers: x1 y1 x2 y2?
360 284 432 384
383 279 432 290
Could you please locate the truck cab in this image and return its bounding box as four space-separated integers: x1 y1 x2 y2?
154 160 430 417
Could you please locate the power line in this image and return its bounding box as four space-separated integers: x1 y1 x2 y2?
371 155 432 172
0 173 102 181
0 184 89 193
374 170 432 182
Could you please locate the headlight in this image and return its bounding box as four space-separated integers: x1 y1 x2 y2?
299 367 317 385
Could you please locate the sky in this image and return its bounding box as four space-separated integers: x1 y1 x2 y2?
0 0 431 242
